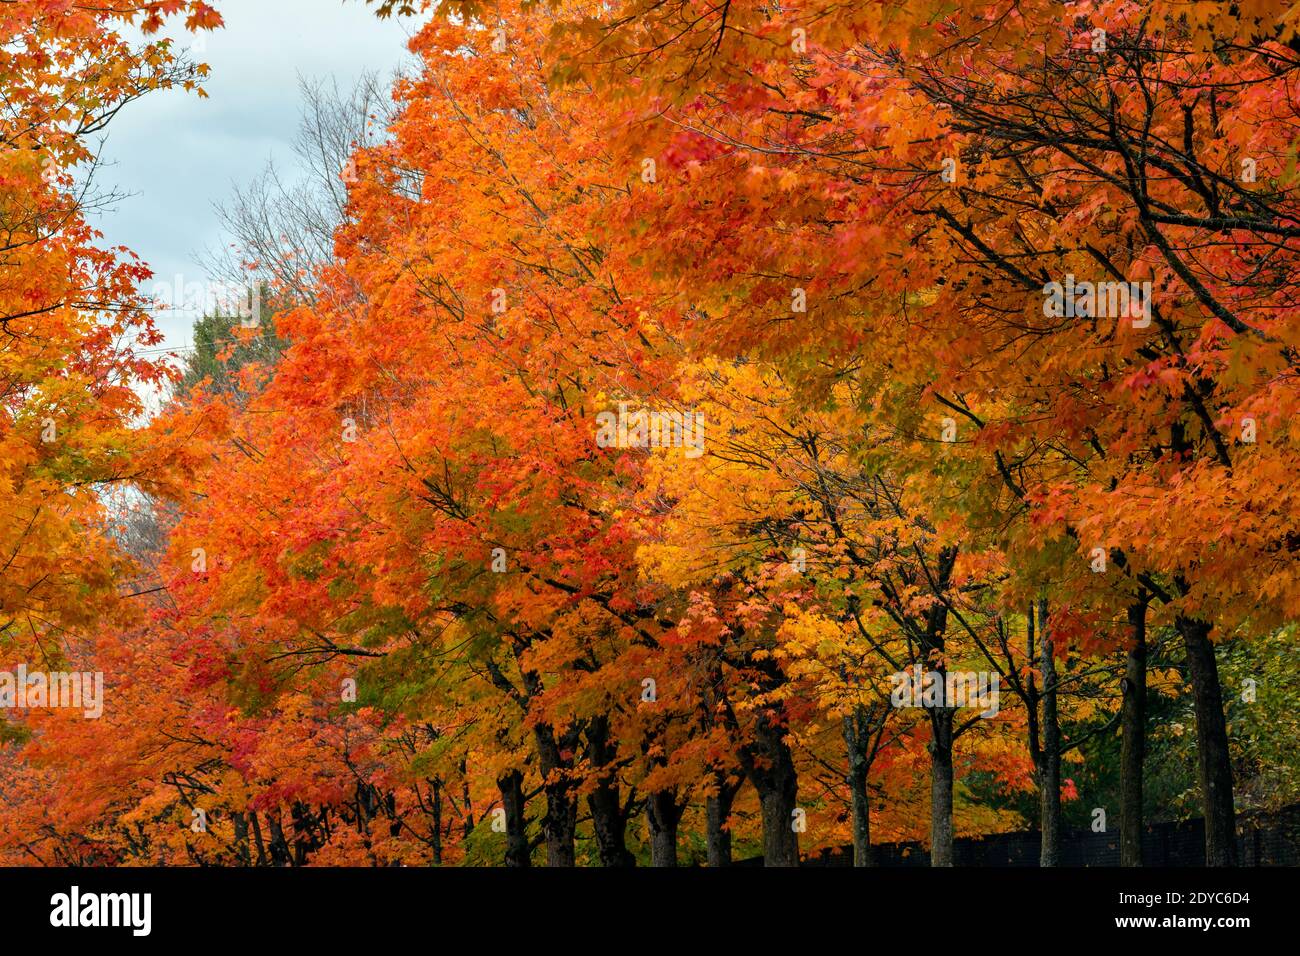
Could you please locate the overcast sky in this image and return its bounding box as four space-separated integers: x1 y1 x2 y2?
91 0 414 353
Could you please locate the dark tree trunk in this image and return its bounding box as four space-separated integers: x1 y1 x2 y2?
645 790 683 867
586 715 635 866
843 706 876 866
267 813 292 867
458 758 474 839
497 770 530 867
1120 597 1148 867
588 785 633 865
921 547 957 867
249 811 268 867
748 709 799 867
517 655 579 867
706 771 740 867
849 766 872 867
1038 599 1062 867
532 723 578 867
231 811 251 866
929 706 955 867
1176 614 1238 866
430 777 443 865
289 802 315 866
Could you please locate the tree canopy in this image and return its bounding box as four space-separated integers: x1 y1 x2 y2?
1 0 1297 868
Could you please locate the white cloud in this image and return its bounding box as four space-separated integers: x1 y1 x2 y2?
89 0 415 351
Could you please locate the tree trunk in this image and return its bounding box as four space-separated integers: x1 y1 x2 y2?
706 771 738 867
1038 599 1062 867
921 548 957 867
1176 614 1238 866
645 790 682 867
588 789 633 866
586 716 635 867
497 770 530 867
430 777 443 865
1120 597 1148 867
849 766 872 867
231 811 251 866
843 706 875 866
532 723 578 866
267 812 292 867
929 706 955 867
249 811 268 867
748 709 799 867
459 758 474 839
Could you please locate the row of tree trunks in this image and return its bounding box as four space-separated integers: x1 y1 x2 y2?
1036 590 1235 869
242 596 1226 869
488 591 1233 869
497 628 1229 871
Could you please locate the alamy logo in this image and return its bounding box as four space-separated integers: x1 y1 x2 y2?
0 665 102 718
595 402 704 458
50 886 151 936
151 275 260 327
1043 274 1151 327
890 667 1000 718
